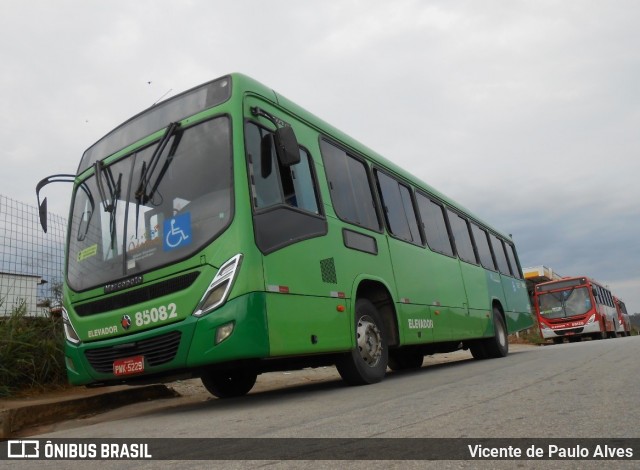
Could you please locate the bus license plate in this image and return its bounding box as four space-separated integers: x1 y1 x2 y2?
113 356 145 376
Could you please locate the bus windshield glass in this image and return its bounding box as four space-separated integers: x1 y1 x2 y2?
78 76 231 174
538 286 592 319
67 116 232 291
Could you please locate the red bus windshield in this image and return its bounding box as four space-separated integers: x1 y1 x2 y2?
537 286 593 319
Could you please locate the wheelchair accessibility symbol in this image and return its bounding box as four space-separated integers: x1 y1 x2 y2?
163 213 192 251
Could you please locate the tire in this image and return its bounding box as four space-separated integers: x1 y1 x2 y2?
469 342 488 360
480 309 508 359
388 348 424 371
336 298 388 385
552 337 564 345
201 369 257 398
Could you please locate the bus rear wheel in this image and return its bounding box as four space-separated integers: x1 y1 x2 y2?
472 309 508 359
201 369 258 398
337 298 388 385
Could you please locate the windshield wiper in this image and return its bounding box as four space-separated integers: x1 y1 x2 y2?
133 122 182 238
135 122 182 205
94 161 122 213
94 161 122 250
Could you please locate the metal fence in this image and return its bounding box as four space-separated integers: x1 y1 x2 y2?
0 195 66 316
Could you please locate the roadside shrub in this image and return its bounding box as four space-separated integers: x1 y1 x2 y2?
517 327 545 345
0 302 67 397
512 316 545 345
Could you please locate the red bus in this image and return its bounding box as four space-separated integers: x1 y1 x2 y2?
534 276 621 343
613 296 632 337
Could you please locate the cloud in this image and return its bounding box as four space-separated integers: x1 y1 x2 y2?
1 0 638 311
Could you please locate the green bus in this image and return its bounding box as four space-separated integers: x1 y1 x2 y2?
37 73 532 397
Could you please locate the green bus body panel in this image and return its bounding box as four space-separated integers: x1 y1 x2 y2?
456 262 492 338
186 292 269 367
65 292 269 385
396 303 434 345
60 73 532 387
501 275 532 332
266 293 352 356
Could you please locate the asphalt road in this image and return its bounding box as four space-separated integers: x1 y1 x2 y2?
8 338 640 469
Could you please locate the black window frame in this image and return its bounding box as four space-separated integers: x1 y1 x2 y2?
489 232 513 276
245 119 324 218
504 241 523 279
470 222 497 271
446 209 479 266
244 118 328 254
319 137 382 233
415 191 455 258
373 168 423 246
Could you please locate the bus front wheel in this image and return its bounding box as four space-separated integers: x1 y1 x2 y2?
201 369 258 398
337 298 388 385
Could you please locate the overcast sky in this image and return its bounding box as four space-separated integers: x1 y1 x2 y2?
2 1 638 312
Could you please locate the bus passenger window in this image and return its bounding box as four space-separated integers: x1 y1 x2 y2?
447 210 477 264
504 242 522 279
375 170 421 243
320 140 380 231
471 223 496 270
415 193 454 256
489 234 512 276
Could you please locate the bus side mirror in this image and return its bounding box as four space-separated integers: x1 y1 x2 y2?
39 197 48 233
35 173 77 233
592 288 598 297
274 126 300 167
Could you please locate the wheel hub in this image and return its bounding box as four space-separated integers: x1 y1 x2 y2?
356 315 383 366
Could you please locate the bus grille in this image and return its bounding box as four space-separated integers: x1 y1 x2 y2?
75 272 200 317
84 331 181 373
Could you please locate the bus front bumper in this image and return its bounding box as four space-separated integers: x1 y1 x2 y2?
540 318 602 339
64 292 269 386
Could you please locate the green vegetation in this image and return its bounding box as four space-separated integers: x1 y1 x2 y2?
511 317 545 345
515 328 545 345
0 300 66 397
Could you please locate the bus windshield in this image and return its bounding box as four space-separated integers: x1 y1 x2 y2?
67 116 232 291
538 286 592 319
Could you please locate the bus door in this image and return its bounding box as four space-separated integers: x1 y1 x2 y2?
244 96 352 356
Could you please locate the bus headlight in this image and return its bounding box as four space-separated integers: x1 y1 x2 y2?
586 314 596 324
62 308 81 344
193 254 243 317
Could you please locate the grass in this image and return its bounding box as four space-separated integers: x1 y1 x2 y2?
0 301 67 397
